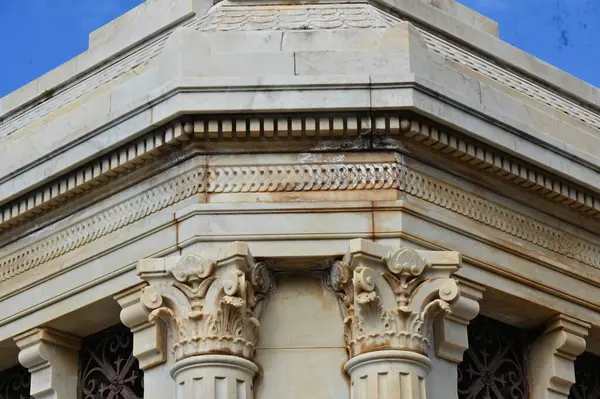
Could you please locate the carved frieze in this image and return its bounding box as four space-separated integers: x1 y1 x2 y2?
0 167 207 282
396 163 600 269
3 155 600 294
207 163 397 193
138 244 274 361
4 110 599 239
197 3 400 31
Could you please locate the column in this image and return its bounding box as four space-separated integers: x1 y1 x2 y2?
14 328 81 399
137 242 274 399
328 239 481 399
528 314 590 399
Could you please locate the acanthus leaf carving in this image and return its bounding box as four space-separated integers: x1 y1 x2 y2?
139 246 274 361
353 267 392 338
329 240 462 358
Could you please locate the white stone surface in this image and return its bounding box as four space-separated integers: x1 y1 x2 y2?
255 273 349 399
170 355 258 399
89 0 213 50
14 328 80 399
421 0 498 36
345 351 431 399
528 315 591 399
2 0 600 397
115 284 167 369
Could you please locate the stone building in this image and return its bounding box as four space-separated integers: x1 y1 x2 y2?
0 0 599 397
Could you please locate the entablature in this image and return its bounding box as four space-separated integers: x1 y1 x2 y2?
2 112 600 241
2 149 600 347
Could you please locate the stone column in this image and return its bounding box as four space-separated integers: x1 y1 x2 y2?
329 239 480 399
14 328 81 399
528 314 590 399
137 242 274 399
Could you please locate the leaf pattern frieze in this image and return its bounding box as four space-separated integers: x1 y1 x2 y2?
1 158 600 293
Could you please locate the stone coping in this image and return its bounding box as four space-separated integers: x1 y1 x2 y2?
0 0 598 130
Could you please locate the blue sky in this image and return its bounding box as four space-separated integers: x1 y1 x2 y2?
461 0 600 88
0 0 598 98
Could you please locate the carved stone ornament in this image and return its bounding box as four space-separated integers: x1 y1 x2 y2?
138 242 274 362
329 239 464 358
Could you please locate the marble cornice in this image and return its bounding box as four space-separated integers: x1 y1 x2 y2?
395 164 600 272
4 69 600 209
0 120 193 234
2 113 599 237
374 116 600 217
0 113 370 234
415 27 600 133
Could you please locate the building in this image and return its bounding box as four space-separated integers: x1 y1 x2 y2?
0 0 599 397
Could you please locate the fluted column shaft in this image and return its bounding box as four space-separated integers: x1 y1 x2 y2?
171 355 257 399
346 351 431 399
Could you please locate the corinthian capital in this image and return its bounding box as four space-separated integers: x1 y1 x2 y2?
138 242 274 362
329 239 463 358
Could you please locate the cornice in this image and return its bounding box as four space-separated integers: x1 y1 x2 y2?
0 120 192 233
415 28 600 133
0 13 205 138
374 116 600 217
396 163 600 270
2 112 600 237
0 166 205 283
0 32 165 139
197 3 400 31
0 157 397 284
0 114 368 232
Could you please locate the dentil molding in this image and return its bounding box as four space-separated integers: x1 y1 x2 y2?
3 113 599 235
